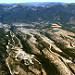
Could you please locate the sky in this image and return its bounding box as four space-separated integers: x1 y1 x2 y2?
0 0 75 3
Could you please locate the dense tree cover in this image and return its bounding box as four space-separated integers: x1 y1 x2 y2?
0 3 75 25
0 28 10 75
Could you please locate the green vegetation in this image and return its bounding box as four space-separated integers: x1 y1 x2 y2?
0 28 10 75
34 34 50 51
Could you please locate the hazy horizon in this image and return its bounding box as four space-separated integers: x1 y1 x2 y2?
0 0 75 4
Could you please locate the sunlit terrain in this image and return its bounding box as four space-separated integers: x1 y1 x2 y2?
0 2 75 75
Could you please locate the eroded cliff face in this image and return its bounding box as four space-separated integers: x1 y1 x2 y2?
0 21 75 75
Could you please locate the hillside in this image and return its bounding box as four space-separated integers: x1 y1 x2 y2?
0 2 75 75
